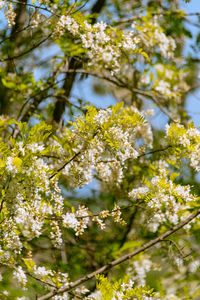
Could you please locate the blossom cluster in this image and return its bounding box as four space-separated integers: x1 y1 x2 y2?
54 16 145 73
132 257 153 286
0 105 152 288
4 3 16 28
133 15 176 59
12 262 69 293
53 11 179 75
166 123 200 172
60 104 153 188
62 203 127 236
140 63 189 103
129 160 198 232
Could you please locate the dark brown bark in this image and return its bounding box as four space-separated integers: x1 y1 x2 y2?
53 0 107 123
0 0 27 114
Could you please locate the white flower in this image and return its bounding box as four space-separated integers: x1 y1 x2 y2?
6 156 17 173
174 257 183 268
121 34 136 51
54 15 79 37
33 266 52 278
60 16 79 35
13 266 27 287
87 291 102 300
168 213 178 225
140 73 151 85
63 213 79 230
155 80 171 95
102 52 113 62
94 21 107 32
133 259 152 286
81 32 94 48
188 260 200 273
167 294 180 300
5 3 16 27
17 142 25 156
28 142 45 152
129 187 149 200
53 293 69 300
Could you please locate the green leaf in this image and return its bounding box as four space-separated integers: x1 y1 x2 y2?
22 258 35 271
2 78 16 89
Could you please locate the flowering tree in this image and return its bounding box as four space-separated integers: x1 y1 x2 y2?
0 0 200 298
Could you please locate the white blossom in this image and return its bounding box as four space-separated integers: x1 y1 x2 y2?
13 266 27 287
63 212 79 230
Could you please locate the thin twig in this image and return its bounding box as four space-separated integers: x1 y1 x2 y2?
26 272 56 288
49 151 81 180
49 131 99 180
46 203 144 222
160 239 185 258
137 145 172 158
7 0 60 17
115 11 200 25
0 33 53 62
63 69 177 122
55 94 87 112
49 142 173 181
72 0 90 14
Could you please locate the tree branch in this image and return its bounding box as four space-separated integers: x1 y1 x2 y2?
115 11 200 25
38 209 200 300
137 145 173 158
49 142 173 181
161 239 186 259
49 131 98 180
0 33 53 62
63 69 177 123
49 150 81 180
